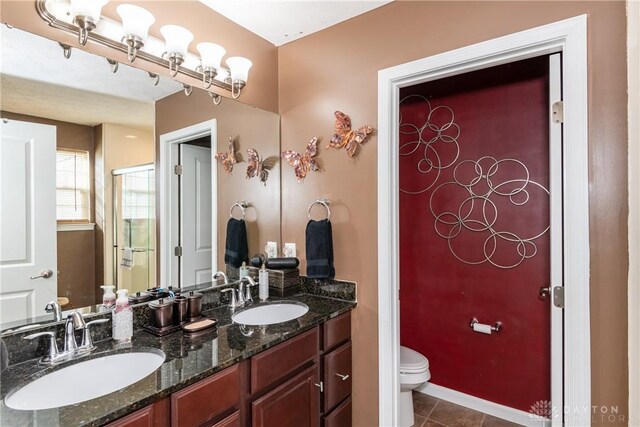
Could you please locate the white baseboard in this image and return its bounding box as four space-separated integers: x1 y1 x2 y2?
417 383 550 427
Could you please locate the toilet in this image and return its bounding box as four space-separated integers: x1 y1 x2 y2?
399 345 431 427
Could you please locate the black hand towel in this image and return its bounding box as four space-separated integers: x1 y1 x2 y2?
224 218 248 268
305 219 335 279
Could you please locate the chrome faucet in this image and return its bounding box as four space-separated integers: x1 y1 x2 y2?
221 288 240 309
240 276 256 304
44 300 62 322
64 311 85 353
23 312 108 364
213 271 229 285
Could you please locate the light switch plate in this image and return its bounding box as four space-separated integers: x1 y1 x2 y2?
283 243 296 258
265 241 278 258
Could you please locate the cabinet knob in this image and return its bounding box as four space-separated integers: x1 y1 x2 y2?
335 373 349 381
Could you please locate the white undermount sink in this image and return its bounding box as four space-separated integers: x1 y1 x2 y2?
232 301 309 326
4 350 165 411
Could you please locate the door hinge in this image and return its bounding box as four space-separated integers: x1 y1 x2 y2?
314 381 323 393
174 246 183 257
553 286 564 308
552 101 564 124
174 164 183 175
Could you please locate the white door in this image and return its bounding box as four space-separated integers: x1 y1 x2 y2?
0 119 57 324
179 144 213 286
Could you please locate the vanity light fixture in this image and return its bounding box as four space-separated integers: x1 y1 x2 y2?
69 0 108 46
160 24 193 78
196 42 226 89
226 56 252 99
36 0 253 101
116 4 155 62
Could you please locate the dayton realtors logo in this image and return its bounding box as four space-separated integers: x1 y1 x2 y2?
529 401 625 424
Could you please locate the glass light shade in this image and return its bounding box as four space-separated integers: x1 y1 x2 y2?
117 4 155 40
197 42 226 70
160 25 193 57
70 0 108 21
226 57 252 83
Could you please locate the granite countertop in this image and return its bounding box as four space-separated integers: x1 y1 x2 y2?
0 294 355 427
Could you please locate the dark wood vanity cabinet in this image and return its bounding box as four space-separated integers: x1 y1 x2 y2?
107 311 352 427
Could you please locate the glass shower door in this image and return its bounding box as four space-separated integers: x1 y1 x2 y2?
112 164 155 294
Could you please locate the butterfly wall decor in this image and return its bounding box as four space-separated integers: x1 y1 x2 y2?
281 137 321 182
215 136 238 175
246 148 278 185
327 111 374 157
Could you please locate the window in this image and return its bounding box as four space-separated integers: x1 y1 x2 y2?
56 149 90 222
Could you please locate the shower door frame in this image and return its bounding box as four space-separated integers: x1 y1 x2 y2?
377 15 589 427
111 162 155 290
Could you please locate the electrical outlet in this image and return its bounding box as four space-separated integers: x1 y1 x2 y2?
265 241 278 258
283 243 296 258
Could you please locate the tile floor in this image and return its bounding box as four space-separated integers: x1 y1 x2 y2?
411 392 524 427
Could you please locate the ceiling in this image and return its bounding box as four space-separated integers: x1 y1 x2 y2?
0 26 182 129
199 0 392 46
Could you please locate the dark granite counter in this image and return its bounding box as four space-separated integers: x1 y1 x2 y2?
0 294 355 427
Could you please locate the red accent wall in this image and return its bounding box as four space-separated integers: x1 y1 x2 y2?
399 56 550 411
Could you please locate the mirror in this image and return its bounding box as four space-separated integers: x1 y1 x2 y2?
0 26 281 331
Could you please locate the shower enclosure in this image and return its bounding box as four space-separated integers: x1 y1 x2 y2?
112 163 155 294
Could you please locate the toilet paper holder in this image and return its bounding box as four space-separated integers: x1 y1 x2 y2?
469 318 502 333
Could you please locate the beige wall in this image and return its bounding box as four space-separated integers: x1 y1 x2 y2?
627 0 640 423
278 2 628 425
0 1 278 113
155 90 281 271
0 111 97 308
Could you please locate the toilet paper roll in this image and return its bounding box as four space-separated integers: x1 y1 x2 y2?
472 322 492 334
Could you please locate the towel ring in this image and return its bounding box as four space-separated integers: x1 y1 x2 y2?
308 199 331 221
230 201 248 220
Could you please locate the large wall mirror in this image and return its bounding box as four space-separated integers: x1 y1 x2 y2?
0 26 281 331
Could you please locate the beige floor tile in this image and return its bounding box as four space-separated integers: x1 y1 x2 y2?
428 400 485 427
413 391 439 417
481 414 524 427
413 414 427 427
423 420 449 427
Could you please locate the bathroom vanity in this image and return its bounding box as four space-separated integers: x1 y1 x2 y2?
0 295 354 427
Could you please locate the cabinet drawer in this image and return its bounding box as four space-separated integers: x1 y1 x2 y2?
107 398 169 427
323 397 352 427
252 363 320 427
251 327 319 394
212 411 240 427
323 341 352 413
171 364 239 427
323 312 351 352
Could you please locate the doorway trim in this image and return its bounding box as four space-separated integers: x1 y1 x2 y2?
159 119 217 287
377 15 589 426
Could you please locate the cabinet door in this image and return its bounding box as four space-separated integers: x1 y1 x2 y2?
106 398 170 427
323 342 352 413
171 364 239 427
252 364 320 427
323 397 352 427
212 411 240 427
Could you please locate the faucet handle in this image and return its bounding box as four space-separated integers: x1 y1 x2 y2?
23 331 62 364
221 288 238 308
80 318 109 351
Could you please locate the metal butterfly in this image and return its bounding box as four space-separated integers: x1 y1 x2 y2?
281 137 321 182
246 148 278 185
327 111 373 157
214 136 238 175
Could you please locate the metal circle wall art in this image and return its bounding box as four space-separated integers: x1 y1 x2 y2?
399 95 550 269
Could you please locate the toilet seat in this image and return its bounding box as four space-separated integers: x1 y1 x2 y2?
400 346 429 374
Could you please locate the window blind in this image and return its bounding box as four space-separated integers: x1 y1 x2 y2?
56 149 90 221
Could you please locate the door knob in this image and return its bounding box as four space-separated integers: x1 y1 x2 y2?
539 286 550 300
30 269 54 279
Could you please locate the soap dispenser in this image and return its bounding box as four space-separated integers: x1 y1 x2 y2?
259 263 269 301
100 285 116 309
239 261 249 279
113 289 133 342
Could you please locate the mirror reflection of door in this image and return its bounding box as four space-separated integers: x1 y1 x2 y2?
0 120 57 324
177 137 214 287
